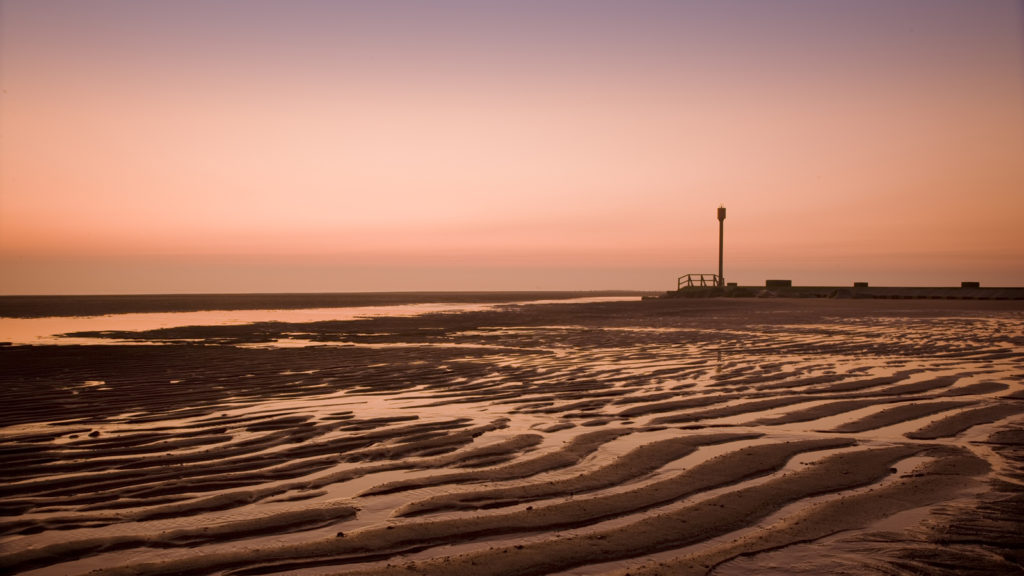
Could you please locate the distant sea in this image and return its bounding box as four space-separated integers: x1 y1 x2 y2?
0 291 650 319
0 291 650 346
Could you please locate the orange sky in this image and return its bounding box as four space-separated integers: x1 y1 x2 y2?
2 1 1023 293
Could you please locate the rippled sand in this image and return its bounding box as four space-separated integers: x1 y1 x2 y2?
1 299 1022 575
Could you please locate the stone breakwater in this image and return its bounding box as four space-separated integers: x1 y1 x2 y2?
663 285 1024 300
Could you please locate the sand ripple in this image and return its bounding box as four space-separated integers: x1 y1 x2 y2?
1 299 1021 575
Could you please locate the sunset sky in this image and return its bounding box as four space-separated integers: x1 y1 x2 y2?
2 1 1022 294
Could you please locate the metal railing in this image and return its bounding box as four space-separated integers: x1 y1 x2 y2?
677 273 721 290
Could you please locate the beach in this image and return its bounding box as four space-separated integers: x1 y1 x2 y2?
1 297 1022 575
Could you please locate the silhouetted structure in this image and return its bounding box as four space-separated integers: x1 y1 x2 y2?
676 206 727 291
717 205 726 286
678 273 720 289
662 204 1024 300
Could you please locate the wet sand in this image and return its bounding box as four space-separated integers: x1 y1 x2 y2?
1 298 1022 575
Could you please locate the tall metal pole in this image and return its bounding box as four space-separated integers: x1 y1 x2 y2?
717 206 726 287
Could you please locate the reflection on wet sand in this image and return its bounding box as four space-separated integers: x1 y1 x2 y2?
0 298 1021 575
